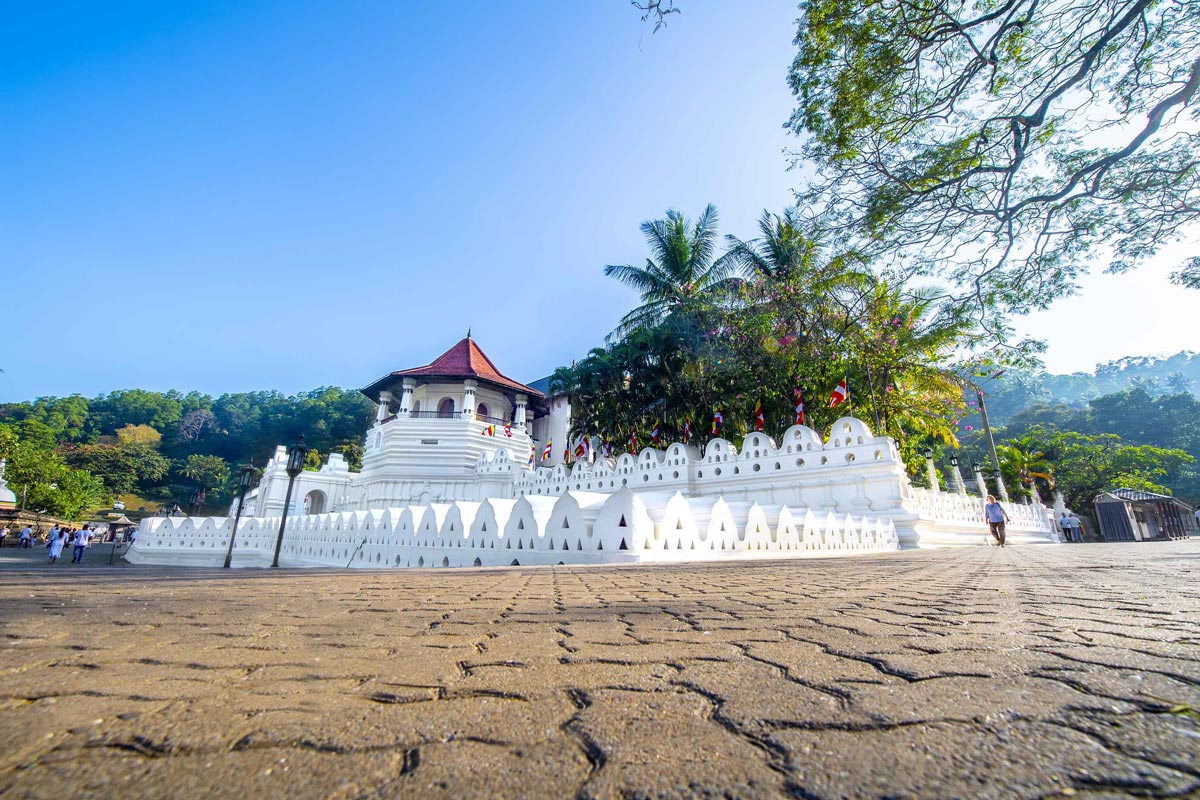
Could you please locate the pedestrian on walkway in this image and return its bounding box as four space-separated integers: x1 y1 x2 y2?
984 495 1009 547
19 525 32 548
0 526 8 547
1068 513 1085 543
48 530 66 564
47 525 59 548
71 525 93 564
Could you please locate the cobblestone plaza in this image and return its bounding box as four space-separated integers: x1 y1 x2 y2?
1 542 1197 798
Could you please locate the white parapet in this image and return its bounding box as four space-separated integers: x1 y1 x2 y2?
128 417 1054 570
126 487 903 569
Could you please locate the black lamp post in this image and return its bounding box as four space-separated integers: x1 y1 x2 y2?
271 435 308 568
224 463 257 569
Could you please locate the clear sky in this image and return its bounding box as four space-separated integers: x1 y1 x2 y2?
3 0 1197 402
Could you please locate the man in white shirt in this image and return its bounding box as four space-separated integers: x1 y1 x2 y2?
71 525 93 564
19 526 33 548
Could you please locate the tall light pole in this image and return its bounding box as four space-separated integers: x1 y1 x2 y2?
271 436 308 568
224 463 257 569
976 388 1008 501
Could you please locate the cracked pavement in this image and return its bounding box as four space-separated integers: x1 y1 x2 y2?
0 541 1198 799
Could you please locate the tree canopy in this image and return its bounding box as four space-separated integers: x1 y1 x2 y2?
786 0 1200 320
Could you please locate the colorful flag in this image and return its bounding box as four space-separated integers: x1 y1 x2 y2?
629 428 638 454
542 440 552 461
651 420 661 446
528 449 535 466
682 419 692 445
481 424 496 437
563 445 570 463
712 408 724 436
754 399 765 432
603 440 612 458
829 378 849 408
794 389 805 425
504 421 512 438
574 440 587 457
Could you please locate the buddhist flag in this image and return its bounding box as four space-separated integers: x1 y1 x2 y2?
603 440 613 458
542 440 552 461
528 449 535 466
563 445 571 463
628 428 638 454
682 419 692 445
504 421 512 438
794 389 805 425
712 408 724 436
481 424 496 437
651 420 661 446
574 440 587 457
754 399 765 432
829 378 849 408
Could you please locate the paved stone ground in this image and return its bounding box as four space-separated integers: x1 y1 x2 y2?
0 541 1198 799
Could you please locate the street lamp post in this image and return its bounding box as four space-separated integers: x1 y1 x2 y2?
972 461 988 499
948 455 966 496
224 463 257 569
271 435 308 568
922 447 940 492
975 388 1009 502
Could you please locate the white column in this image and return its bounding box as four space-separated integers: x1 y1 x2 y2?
375 390 394 423
462 380 478 418
514 394 527 426
399 379 416 414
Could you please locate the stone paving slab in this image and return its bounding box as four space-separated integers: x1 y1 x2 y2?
0 541 1198 799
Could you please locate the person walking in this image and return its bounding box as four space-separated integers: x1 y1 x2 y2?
0 526 8 548
984 495 1009 547
71 525 93 564
19 525 33 548
48 530 66 564
47 525 59 547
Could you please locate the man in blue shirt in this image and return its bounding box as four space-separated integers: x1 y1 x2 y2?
984 495 1009 546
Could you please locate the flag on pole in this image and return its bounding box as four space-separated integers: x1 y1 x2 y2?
829 378 849 408
603 440 612 458
629 429 638 454
542 440 552 461
504 421 512 438
651 420 661 446
563 445 570 463
754 399 765 432
682 419 692 445
711 408 724 436
574 440 587 457
794 389 805 425
481 424 496 437
529 449 535 466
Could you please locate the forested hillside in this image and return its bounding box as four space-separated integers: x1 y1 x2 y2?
0 388 373 518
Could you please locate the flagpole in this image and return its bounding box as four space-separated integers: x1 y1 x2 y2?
863 362 883 432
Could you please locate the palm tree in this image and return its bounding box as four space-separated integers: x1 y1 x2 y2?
723 208 820 280
603 204 742 339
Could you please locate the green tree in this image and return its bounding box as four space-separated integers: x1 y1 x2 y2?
115 424 162 447
603 204 741 338
1022 426 1192 512
183 454 229 491
787 0 1200 316
65 443 170 497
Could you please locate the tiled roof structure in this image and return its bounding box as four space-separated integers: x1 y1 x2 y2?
362 337 543 401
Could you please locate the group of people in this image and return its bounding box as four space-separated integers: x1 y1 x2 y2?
45 524 99 564
0 525 38 548
1058 512 1085 543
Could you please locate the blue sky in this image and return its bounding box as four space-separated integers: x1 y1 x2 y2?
3 1 1197 402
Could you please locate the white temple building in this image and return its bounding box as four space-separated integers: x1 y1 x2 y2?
127 336 1057 569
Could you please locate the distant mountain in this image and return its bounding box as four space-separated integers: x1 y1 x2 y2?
982 351 1200 424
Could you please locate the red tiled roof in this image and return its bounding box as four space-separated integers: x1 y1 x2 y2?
363 338 543 399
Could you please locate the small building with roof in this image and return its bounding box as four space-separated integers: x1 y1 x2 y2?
1094 488 1195 542
254 334 562 514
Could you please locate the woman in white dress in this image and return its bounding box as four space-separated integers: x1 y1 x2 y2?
48 531 66 564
